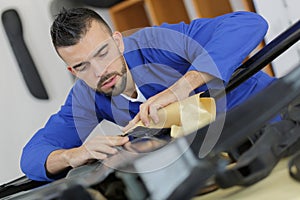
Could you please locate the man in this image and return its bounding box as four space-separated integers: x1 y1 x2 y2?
21 7 274 181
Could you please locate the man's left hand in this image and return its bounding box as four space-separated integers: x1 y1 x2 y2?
122 71 213 133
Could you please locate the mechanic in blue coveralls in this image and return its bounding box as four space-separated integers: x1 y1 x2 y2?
21 7 275 182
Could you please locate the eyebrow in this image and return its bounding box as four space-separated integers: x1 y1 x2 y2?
91 43 109 58
71 43 109 69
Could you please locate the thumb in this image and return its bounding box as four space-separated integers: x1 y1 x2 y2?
122 113 140 133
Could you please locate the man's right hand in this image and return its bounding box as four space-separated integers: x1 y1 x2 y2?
45 135 129 176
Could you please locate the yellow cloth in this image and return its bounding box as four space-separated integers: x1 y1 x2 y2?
132 93 216 138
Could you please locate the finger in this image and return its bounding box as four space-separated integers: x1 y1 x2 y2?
86 136 129 149
139 104 150 126
94 135 127 141
88 151 108 160
149 104 160 124
102 136 129 146
122 114 140 133
86 142 118 155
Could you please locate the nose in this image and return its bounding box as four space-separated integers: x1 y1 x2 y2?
91 61 106 77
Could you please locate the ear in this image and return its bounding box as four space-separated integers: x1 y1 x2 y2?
67 66 77 76
112 31 124 53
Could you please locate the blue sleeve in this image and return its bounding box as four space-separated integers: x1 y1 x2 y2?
20 80 102 181
186 11 268 83
139 11 268 84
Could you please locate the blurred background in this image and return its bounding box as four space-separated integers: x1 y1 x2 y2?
0 0 299 184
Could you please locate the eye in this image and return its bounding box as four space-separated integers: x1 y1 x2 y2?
98 49 108 58
75 64 89 72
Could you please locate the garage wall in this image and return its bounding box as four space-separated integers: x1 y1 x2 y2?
0 0 73 184
253 0 300 77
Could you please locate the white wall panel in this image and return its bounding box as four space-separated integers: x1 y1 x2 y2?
0 0 73 184
253 0 300 77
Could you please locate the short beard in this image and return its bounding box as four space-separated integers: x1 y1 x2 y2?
96 59 127 96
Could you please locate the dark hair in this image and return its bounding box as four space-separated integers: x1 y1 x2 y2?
50 7 112 48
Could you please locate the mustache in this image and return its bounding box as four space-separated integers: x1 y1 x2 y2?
97 72 122 87
97 68 126 88
97 61 127 89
